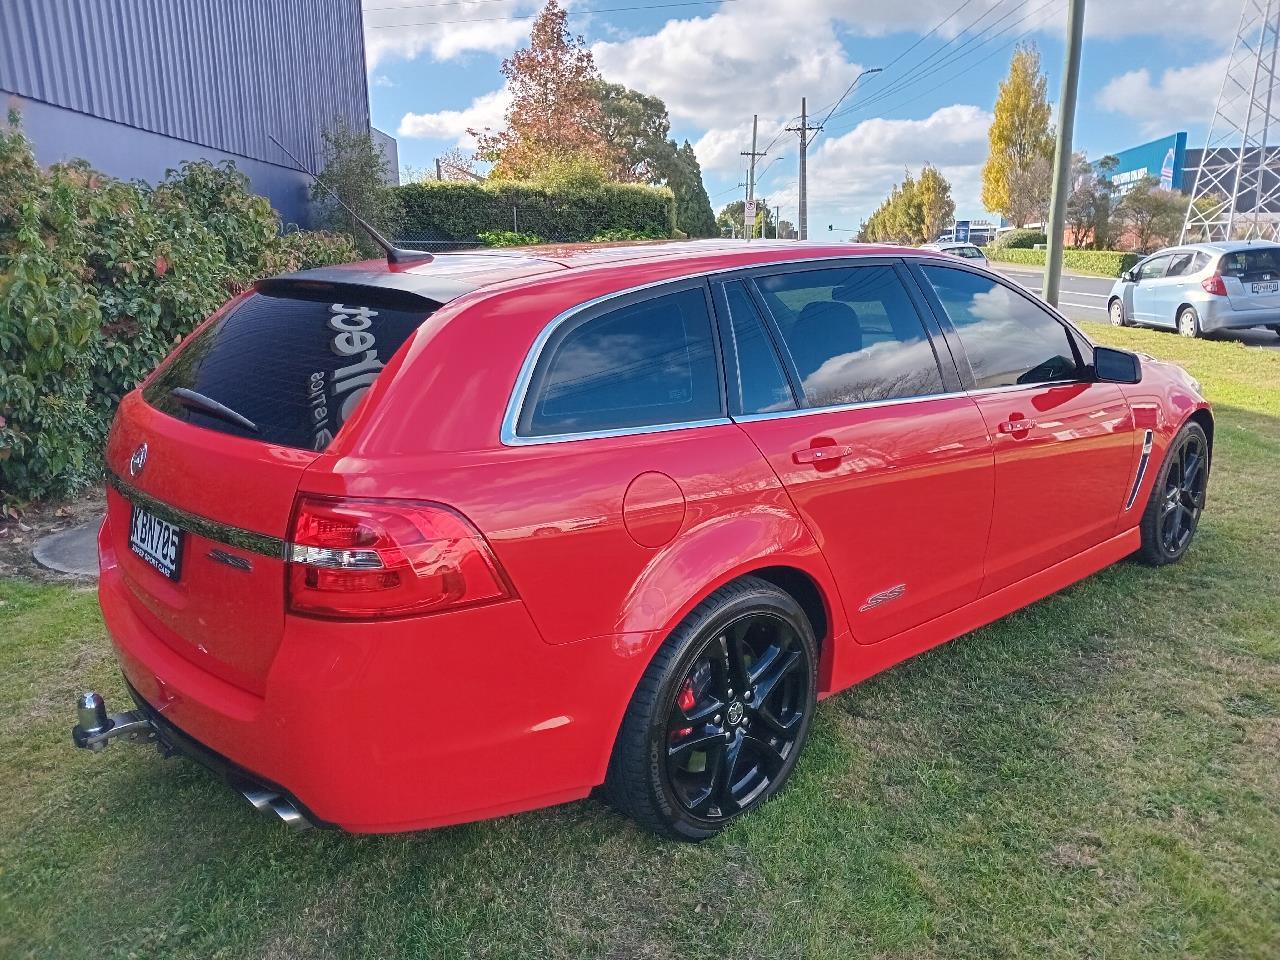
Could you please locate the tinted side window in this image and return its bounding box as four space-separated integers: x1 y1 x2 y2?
521 286 721 437
920 266 1082 389
1167 252 1197 277
754 265 944 407
721 280 796 415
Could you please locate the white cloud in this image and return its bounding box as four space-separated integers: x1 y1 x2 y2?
1097 56 1229 135
398 87 512 144
765 105 994 227
371 74 396 88
363 0 538 68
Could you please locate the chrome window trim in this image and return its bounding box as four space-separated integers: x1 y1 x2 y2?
499 255 912 447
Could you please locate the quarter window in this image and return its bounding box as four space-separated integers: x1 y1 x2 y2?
520 286 721 437
920 266 1082 389
753 265 945 407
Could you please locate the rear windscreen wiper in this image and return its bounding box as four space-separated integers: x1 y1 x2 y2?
170 388 259 433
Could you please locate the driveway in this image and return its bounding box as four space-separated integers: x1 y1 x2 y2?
990 263 1280 349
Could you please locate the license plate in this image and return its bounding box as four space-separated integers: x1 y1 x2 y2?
1251 280 1278 294
129 505 184 581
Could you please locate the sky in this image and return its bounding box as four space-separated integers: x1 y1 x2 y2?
361 0 1244 235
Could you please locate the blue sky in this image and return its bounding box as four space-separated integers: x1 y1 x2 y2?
362 0 1240 232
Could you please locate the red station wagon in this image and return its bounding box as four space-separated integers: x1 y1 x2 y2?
74 241 1212 840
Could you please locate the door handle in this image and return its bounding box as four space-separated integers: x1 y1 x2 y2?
793 444 854 464
998 418 1036 434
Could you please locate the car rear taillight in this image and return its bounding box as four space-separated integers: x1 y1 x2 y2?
286 496 511 619
1201 273 1227 296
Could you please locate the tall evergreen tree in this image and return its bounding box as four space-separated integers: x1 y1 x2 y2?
981 43 1054 227
670 141 716 237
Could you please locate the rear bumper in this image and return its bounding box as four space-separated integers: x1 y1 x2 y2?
97 525 654 832
1199 299 1280 330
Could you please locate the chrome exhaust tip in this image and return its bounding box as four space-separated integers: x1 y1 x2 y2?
238 785 313 830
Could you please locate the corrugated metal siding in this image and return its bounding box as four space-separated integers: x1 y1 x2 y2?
0 0 369 169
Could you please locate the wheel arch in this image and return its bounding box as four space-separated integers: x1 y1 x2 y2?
1186 407 1214 464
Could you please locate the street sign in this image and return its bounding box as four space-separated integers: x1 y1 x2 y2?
954 220 971 242
744 200 757 235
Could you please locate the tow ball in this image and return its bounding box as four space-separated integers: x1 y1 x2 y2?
71 691 169 755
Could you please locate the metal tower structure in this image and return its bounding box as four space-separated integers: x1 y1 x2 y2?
1181 0 1280 242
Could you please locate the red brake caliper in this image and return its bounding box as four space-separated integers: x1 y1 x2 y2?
673 678 696 741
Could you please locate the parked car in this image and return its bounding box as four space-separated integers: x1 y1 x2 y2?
1108 240 1280 337
74 240 1212 840
922 241 989 265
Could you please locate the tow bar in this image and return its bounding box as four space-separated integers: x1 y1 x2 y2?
70 689 314 829
71 691 170 755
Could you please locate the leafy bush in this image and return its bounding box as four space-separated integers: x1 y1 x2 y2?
983 246 1141 277
994 228 1048 249
0 113 357 501
477 230 546 247
589 228 667 242
396 179 674 246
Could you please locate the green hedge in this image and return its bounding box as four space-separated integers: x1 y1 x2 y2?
395 180 675 246
984 246 1140 277
0 114 357 501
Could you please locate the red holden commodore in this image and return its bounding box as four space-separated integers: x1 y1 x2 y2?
74 241 1212 840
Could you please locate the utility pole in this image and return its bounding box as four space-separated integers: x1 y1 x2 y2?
435 158 443 181
775 204 781 239
1042 0 1086 307
787 98 822 240
740 115 766 240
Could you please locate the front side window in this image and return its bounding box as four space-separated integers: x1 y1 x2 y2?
753 265 945 407
520 286 721 437
920 266 1082 389
1137 255 1172 281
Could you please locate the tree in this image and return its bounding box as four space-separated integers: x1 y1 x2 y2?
472 1 615 179
856 165 954 244
668 140 717 237
1065 153 1120 249
1116 176 1186 252
593 81 676 183
312 121 399 257
982 43 1054 227
916 164 955 243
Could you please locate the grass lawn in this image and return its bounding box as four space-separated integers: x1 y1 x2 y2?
1 322 1277 960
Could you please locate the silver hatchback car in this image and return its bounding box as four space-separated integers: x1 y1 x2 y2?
1108 240 1280 337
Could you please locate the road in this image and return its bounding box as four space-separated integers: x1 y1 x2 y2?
989 263 1280 350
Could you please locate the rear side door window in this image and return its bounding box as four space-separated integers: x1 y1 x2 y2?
517 284 723 438
917 265 1083 389
750 264 947 407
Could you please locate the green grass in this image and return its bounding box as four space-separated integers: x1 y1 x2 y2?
2 323 1277 959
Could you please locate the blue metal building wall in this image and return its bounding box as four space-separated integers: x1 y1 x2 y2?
1 0 370 225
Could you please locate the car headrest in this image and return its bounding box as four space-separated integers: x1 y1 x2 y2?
790 301 863 379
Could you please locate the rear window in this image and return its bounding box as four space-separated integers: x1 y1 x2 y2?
143 289 432 451
1219 247 1280 278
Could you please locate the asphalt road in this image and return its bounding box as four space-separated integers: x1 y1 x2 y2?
990 263 1280 350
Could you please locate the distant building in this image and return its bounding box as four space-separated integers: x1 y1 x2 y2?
1 0 395 226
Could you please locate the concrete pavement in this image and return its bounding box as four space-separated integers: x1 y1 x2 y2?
990 262 1280 349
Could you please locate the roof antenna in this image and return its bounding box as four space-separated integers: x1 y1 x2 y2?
269 134 432 266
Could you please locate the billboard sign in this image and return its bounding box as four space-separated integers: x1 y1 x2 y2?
954 219 971 242
1098 132 1188 195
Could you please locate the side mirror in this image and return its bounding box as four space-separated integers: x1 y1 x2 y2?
1093 346 1142 384
1122 269 1137 282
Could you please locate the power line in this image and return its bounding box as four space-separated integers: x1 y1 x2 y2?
365 0 740 28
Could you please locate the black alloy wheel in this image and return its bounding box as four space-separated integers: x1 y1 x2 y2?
1137 421 1210 565
606 577 818 840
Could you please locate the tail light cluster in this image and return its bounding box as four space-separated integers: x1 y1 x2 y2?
286 496 511 619
1201 273 1228 296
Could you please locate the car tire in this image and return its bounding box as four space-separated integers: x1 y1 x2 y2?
605 576 818 841
1135 421 1210 566
1177 306 1202 338
1109 298 1130 327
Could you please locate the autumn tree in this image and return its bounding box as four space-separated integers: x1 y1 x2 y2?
982 43 1054 227
473 1 616 179
857 165 954 244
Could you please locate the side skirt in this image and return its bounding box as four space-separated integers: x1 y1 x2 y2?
825 526 1141 693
